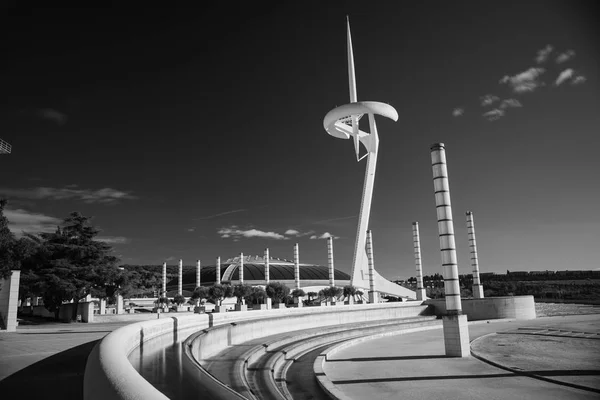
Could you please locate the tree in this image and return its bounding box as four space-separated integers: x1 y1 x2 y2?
307 291 317 302
343 285 357 300
291 288 305 299
191 286 209 305
249 287 267 305
265 282 290 304
0 200 37 288
322 286 343 302
25 212 121 320
233 283 253 304
173 294 186 306
209 284 233 306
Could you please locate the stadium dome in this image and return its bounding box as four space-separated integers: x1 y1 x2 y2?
166 254 351 295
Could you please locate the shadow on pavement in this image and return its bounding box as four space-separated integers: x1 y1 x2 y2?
0 339 99 400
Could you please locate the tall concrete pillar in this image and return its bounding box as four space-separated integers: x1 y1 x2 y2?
294 243 300 289
366 230 378 303
162 262 167 298
178 259 183 296
431 143 469 357
264 248 270 284
412 222 427 301
0 270 21 331
216 256 221 284
99 298 106 315
328 237 335 287
466 211 484 298
239 253 244 284
196 259 201 289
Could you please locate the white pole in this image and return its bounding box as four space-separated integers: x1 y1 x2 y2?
196 259 201 289
366 230 378 303
264 248 270 284
178 259 183 296
431 143 470 357
328 237 335 287
162 262 167 298
430 143 462 314
294 243 300 289
466 211 484 298
412 222 427 301
216 256 221 285
239 252 244 284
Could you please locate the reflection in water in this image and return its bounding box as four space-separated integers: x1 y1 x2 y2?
129 334 215 400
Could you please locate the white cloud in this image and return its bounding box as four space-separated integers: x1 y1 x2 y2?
452 108 464 117
499 68 545 93
285 229 300 235
35 108 68 125
310 232 339 240
572 75 586 85
0 186 137 204
187 227 196 232
535 45 553 64
218 227 288 240
96 236 130 244
555 50 575 64
482 109 505 121
499 99 522 109
555 68 574 86
5 208 61 236
480 95 500 107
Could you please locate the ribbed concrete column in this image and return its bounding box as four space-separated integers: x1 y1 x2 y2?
294 243 300 289
178 259 183 296
412 222 427 301
239 253 244 284
328 237 335 287
466 211 484 298
264 248 270 284
431 142 469 357
216 256 221 284
196 260 201 289
366 230 378 303
162 262 167 297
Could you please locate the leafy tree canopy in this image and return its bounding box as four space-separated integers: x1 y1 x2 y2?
265 282 290 304
233 283 253 304
21 212 121 320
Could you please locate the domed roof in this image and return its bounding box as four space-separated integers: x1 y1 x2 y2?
166 255 350 292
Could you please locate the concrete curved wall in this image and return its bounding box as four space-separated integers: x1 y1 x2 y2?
84 302 430 400
425 296 536 321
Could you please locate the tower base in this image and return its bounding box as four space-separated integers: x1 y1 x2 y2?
443 314 470 357
416 288 427 301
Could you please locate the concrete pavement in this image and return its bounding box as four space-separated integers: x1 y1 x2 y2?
321 314 600 400
0 318 131 400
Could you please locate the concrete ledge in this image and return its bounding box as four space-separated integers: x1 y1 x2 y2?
425 296 536 321
84 301 429 400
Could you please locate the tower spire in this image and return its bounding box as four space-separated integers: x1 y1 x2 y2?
346 15 357 103
347 16 361 160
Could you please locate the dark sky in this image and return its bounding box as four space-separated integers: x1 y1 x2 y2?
1 1 599 280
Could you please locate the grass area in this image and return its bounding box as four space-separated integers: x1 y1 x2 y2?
535 301 600 317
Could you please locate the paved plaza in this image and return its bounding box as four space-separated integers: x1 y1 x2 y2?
321 314 600 400
1 313 599 399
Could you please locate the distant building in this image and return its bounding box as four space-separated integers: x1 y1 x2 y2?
166 255 351 296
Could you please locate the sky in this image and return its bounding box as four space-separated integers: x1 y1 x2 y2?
1 1 599 280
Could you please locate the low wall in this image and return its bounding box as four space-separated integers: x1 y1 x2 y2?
84 301 429 400
19 302 95 322
425 296 536 320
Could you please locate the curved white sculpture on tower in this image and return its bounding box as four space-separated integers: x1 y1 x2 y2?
323 17 416 299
